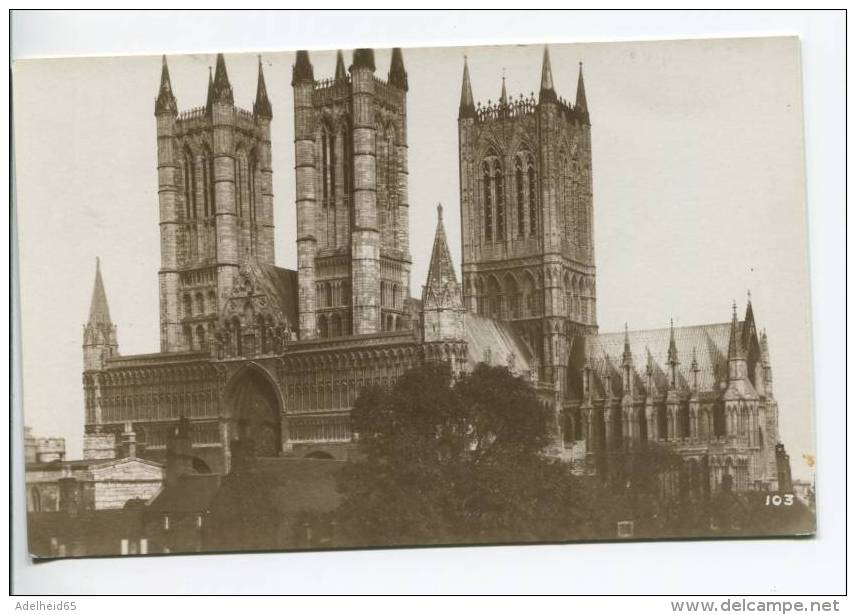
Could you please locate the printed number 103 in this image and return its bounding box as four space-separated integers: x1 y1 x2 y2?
766 494 795 506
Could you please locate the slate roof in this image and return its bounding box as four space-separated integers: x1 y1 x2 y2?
463 313 534 374
249 263 299 328
581 320 756 400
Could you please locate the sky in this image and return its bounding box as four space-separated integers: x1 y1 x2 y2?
13 36 815 479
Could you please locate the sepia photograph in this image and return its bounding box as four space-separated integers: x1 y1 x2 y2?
13 31 817 563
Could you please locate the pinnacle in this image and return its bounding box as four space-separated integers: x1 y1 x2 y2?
88 257 112 326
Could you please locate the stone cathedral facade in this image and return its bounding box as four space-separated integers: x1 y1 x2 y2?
81 48 790 495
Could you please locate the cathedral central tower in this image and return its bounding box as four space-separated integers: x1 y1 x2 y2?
458 48 596 393
292 48 412 340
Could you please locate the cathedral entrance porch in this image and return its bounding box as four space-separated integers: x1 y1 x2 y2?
224 365 284 459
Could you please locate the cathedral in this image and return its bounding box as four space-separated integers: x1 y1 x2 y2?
81 47 790 495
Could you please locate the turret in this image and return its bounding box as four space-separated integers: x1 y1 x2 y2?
83 258 119 372
210 54 240 308
253 56 275 264
350 48 381 335
155 56 181 351
293 50 318 339
388 47 408 91
422 204 464 343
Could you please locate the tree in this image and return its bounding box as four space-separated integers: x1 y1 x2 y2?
330 362 602 547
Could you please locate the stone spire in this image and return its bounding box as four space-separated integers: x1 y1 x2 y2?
425 203 458 290
727 301 744 361
621 323 634 398
352 48 376 72
253 56 272 119
388 47 408 91
691 346 700 392
211 53 234 105
726 300 751 390
622 322 632 365
205 66 214 115
459 56 476 119
334 50 347 80
83 257 118 371
760 328 774 397
88 257 112 326
667 318 679 389
155 55 177 115
575 61 590 123
422 204 464 344
292 50 314 85
499 73 508 106
539 46 557 104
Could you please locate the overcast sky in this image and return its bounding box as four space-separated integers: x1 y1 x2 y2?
13 37 814 479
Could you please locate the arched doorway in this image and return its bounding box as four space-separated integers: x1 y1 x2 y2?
227 366 283 457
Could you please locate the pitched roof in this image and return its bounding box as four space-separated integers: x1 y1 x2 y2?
463 313 534 374
248 263 299 328
583 321 743 399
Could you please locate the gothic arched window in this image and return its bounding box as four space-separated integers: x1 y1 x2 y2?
527 156 537 237
495 162 505 240
248 153 258 224
201 146 214 218
515 157 525 238
482 161 493 241
183 148 196 220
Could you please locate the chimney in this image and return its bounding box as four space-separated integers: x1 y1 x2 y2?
121 422 137 458
58 466 82 516
165 418 194 486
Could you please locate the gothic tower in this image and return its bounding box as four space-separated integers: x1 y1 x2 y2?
83 257 119 372
458 47 595 394
291 48 411 340
155 54 275 353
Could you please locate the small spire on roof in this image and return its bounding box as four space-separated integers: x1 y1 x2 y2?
539 45 557 103
211 53 234 106
87 257 112 326
292 50 314 86
459 55 476 119
352 48 376 72
389 47 408 91
668 318 678 365
205 66 214 115
335 50 347 80
500 71 507 106
575 61 589 122
253 55 272 119
155 55 177 116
